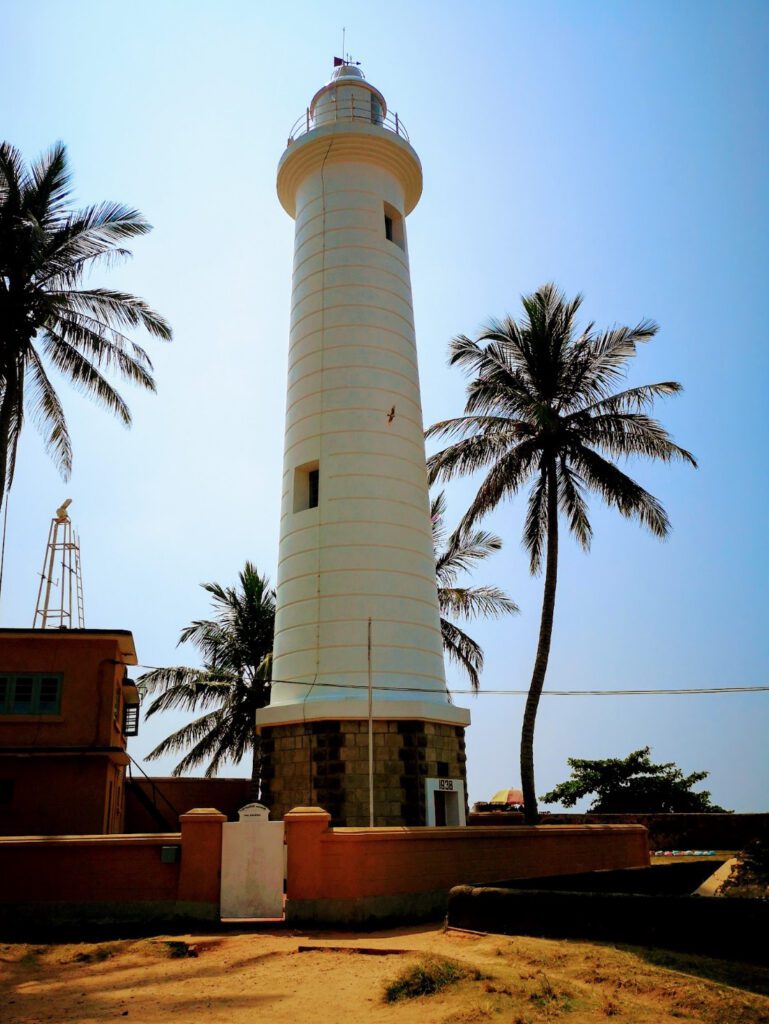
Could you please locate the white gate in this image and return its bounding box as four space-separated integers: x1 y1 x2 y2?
220 807 285 919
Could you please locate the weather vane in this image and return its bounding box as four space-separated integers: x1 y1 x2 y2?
335 27 361 68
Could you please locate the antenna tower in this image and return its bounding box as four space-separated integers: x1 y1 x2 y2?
33 499 85 629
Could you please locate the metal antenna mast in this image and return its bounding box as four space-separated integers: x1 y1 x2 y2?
33 499 85 629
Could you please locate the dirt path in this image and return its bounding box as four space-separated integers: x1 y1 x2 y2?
1 925 768 1024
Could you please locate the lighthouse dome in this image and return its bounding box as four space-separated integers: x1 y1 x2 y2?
331 63 365 81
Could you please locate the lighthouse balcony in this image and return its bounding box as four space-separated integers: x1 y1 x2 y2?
287 101 409 147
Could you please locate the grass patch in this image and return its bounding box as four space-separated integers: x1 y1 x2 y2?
384 957 479 1002
528 973 574 1015
72 943 117 964
163 940 198 959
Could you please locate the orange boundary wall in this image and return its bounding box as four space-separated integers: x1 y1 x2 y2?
284 807 650 924
0 809 225 935
0 805 650 932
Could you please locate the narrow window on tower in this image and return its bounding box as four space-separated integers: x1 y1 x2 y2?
293 461 320 512
383 202 405 250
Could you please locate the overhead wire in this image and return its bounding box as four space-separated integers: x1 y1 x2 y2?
133 667 768 698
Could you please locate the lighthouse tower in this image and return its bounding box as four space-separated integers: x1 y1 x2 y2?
257 63 470 827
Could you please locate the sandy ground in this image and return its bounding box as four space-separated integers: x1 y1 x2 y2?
2 926 768 1024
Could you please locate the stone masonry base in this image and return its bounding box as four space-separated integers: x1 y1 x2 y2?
259 720 467 826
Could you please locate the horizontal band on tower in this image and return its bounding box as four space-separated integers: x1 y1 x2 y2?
291 280 414 318
273 615 441 640
277 517 432 542
293 241 409 278
283 427 426 458
292 259 411 294
278 541 436 570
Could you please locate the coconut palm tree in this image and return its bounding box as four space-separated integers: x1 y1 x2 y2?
0 141 171 507
432 490 518 692
138 563 275 802
426 284 696 823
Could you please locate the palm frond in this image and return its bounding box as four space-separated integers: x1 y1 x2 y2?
436 528 503 584
27 142 72 229
456 441 540 534
55 287 171 341
557 460 592 550
572 444 671 538
25 349 72 478
523 470 548 573
440 617 483 693
439 584 519 620
39 331 133 424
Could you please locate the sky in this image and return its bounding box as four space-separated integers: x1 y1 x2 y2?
2 0 768 811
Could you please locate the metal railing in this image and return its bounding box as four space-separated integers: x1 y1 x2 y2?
287 99 410 146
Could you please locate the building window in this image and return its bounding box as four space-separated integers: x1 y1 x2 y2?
383 202 405 250
308 468 319 509
293 462 320 512
123 703 140 737
371 95 384 125
0 674 62 715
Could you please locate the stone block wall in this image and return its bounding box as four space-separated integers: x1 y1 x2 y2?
260 719 466 826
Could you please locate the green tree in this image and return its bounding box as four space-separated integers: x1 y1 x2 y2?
0 141 170 506
138 563 275 802
541 747 727 813
432 490 518 692
427 284 696 823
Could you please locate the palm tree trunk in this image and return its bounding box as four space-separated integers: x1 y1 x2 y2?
249 736 262 805
520 461 559 825
0 379 16 507
0 354 23 507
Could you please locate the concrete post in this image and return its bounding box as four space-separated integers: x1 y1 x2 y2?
178 808 226 916
284 806 331 900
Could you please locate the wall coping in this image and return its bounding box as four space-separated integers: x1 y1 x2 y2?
0 833 181 847
179 809 227 822
319 824 648 842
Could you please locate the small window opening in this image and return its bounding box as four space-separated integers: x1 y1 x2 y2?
383 202 405 251
293 461 320 512
371 95 384 125
308 468 319 509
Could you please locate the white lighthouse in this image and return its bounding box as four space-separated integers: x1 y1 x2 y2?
257 62 470 827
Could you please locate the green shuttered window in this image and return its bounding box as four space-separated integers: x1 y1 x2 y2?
0 674 62 715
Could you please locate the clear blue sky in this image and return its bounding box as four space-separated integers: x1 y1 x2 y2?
2 0 768 810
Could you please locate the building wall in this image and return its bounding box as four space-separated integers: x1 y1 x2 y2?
261 720 467 826
470 811 769 849
125 777 252 832
0 757 117 836
284 807 650 924
0 633 133 836
0 636 128 749
0 809 225 935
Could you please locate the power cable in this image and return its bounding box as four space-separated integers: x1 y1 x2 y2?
133 668 768 698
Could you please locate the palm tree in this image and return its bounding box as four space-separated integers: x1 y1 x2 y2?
426 284 696 823
0 141 171 507
138 563 275 802
432 490 518 692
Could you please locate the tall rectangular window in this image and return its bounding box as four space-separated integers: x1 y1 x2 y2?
293 461 320 512
383 202 405 250
308 468 319 509
0 674 62 715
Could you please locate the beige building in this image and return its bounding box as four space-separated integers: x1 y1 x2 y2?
257 62 469 827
